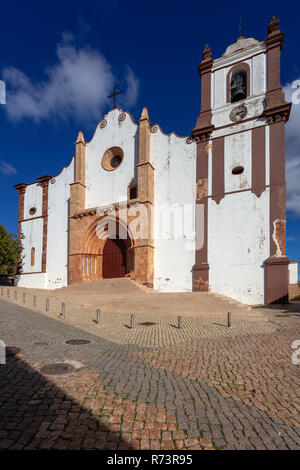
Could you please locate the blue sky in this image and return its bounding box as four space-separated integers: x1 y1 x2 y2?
0 0 299 261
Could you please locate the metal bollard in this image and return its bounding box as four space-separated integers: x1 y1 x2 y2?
130 314 134 329
45 298 49 312
61 302 65 318
33 296 36 307
227 312 231 328
22 292 26 303
7 288 10 298
96 309 101 325
178 315 183 329
14 291 17 300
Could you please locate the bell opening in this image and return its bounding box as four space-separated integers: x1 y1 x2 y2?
230 71 247 103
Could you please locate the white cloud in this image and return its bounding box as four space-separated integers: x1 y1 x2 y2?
0 161 17 175
2 35 138 124
283 81 300 217
122 67 139 109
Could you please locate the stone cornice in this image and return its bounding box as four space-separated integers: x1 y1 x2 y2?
14 183 27 193
264 31 284 50
264 102 292 124
36 175 52 187
72 200 142 219
192 124 215 142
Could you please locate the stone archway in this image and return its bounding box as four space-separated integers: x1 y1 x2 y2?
80 216 133 282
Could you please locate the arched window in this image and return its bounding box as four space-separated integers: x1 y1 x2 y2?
231 71 247 103
227 62 250 103
31 247 35 266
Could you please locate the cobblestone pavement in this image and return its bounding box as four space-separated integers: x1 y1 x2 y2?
0 299 300 450
1 286 275 348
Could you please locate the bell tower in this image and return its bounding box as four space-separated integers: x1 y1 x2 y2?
192 17 291 305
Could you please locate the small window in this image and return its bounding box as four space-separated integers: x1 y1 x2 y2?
90 257 93 274
102 146 124 171
129 186 137 200
232 165 244 175
86 257 89 274
82 257 85 273
110 155 122 168
231 71 247 103
31 247 35 266
29 207 37 216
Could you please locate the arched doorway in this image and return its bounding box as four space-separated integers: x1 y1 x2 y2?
102 238 127 279
79 216 134 282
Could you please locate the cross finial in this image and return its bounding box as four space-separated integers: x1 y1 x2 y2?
238 17 242 38
107 86 122 109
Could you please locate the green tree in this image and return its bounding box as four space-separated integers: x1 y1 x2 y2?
0 225 23 276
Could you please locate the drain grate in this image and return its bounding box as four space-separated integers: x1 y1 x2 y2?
6 346 21 356
65 339 91 345
139 322 157 327
40 363 75 375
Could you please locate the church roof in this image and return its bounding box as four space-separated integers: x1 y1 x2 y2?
222 36 259 57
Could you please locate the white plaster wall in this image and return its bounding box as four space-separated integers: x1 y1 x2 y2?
252 53 266 96
20 217 43 273
151 130 196 292
23 183 43 219
224 130 252 192
85 109 138 208
212 95 265 129
213 68 226 109
18 273 47 289
208 189 270 305
289 263 299 284
46 159 75 289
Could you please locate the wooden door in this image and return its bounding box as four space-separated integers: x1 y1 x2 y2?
102 238 126 279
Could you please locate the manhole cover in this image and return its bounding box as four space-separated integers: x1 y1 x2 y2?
139 322 157 327
40 363 75 375
6 346 21 356
65 339 91 345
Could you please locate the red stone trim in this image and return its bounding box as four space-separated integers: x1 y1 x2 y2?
264 256 289 304
226 62 250 103
211 137 225 204
268 120 286 257
202 182 284 201
263 22 290 306
14 183 27 237
20 216 43 223
263 17 291 120
192 140 209 292
192 45 215 292
251 126 266 197
18 271 44 275
37 175 52 273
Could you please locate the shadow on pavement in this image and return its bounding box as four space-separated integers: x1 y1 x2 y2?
0 350 132 450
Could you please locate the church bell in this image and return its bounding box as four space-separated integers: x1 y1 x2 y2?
230 72 247 102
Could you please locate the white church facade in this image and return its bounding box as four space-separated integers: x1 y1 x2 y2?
14 17 291 305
